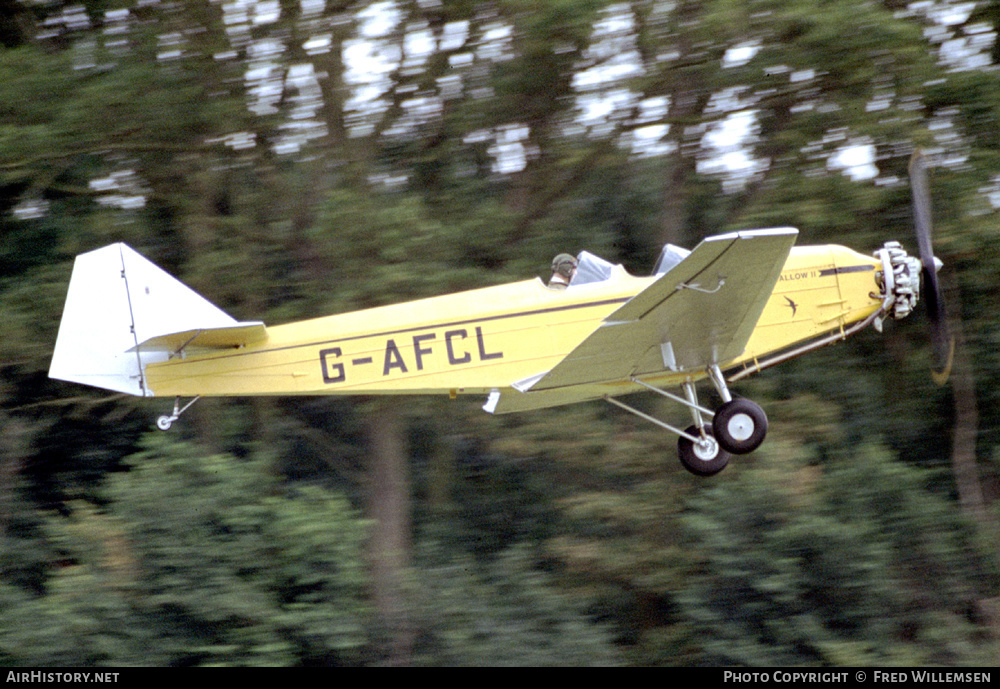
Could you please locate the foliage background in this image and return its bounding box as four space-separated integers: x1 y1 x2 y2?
1 0 998 666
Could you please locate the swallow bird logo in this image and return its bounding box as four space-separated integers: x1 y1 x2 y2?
784 296 798 317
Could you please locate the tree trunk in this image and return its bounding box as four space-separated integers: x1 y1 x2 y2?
365 399 414 665
944 291 999 655
659 151 695 246
949 325 984 525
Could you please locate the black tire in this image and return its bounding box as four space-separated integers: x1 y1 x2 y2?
712 398 768 454
678 425 731 477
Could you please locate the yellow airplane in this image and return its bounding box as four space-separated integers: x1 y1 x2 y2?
49 159 949 477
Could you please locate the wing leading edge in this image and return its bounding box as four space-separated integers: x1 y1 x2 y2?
489 228 798 413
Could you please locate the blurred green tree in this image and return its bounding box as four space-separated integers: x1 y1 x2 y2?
0 435 372 666
678 444 997 665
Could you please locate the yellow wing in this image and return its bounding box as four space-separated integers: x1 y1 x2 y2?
490 228 797 412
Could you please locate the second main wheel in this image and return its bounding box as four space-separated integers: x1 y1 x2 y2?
712 398 768 454
678 425 731 477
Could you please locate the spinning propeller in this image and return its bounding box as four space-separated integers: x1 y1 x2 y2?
908 151 955 385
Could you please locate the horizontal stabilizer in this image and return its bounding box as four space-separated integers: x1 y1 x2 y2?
129 322 268 353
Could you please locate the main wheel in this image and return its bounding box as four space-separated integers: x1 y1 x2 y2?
712 398 767 454
678 425 731 477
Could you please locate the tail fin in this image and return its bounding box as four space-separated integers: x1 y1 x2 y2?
49 244 264 397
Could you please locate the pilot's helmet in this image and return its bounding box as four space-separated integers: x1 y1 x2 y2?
551 253 578 279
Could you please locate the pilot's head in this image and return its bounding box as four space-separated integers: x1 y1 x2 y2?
551 254 578 280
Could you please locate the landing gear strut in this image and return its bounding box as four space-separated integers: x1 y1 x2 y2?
705 364 768 455
606 367 767 477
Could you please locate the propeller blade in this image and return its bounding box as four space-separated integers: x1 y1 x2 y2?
909 151 954 384
909 151 935 273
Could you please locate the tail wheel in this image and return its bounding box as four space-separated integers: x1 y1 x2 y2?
713 398 768 454
678 425 731 477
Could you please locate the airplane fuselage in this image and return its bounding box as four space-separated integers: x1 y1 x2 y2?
141 243 882 407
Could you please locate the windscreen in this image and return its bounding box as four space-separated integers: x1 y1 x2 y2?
652 244 691 275
569 251 616 286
